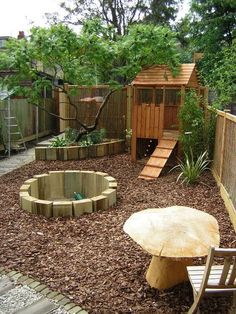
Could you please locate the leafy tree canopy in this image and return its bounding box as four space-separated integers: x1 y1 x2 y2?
206 39 236 107
46 0 181 37
116 23 180 83
144 0 181 26
0 22 180 139
175 0 236 107
190 0 236 53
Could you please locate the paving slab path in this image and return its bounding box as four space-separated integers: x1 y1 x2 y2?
0 275 71 314
0 148 35 176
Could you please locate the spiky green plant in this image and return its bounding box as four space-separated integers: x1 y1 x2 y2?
172 150 211 184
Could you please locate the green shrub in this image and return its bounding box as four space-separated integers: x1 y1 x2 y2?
79 128 106 146
178 89 216 161
50 136 68 147
172 150 210 184
65 127 79 144
204 108 217 160
178 90 205 160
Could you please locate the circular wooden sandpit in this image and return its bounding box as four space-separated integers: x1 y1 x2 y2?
20 171 117 218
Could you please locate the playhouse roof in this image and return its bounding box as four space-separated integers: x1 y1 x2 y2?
132 63 199 87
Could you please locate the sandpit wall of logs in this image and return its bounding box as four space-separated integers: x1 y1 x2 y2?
20 170 117 218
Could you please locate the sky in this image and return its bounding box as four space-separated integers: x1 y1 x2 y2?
0 0 190 37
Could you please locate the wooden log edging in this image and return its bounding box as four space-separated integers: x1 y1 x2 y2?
20 170 117 218
0 267 88 314
35 139 125 161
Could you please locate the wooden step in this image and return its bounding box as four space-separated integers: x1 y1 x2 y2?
158 139 177 150
139 166 162 178
138 139 177 181
147 157 167 168
138 175 156 181
152 148 172 158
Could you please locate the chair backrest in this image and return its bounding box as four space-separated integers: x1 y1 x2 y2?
198 246 236 296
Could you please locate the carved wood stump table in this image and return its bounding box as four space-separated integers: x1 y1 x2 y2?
123 206 220 290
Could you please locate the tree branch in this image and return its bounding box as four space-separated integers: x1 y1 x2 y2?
75 88 118 141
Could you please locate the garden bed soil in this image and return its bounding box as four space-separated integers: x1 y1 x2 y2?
0 153 235 313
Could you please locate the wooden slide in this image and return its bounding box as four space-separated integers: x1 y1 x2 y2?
138 139 177 180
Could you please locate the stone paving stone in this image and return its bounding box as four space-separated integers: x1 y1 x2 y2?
23 278 35 286
67 305 83 313
18 275 30 283
7 270 18 277
46 291 60 299
34 284 48 292
53 294 65 302
64 303 77 311
58 297 71 306
11 273 23 280
40 287 52 295
0 277 15 296
28 281 41 289
14 297 58 314
0 148 35 177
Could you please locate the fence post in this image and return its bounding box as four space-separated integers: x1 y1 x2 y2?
59 83 70 132
126 85 132 131
219 109 230 182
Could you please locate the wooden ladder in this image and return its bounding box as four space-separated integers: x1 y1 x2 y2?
138 139 177 180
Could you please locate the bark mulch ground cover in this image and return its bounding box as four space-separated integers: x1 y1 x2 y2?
0 153 235 313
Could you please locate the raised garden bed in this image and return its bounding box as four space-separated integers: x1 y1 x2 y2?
20 170 117 218
35 139 125 161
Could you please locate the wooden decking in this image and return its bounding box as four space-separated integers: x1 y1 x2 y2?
138 138 178 180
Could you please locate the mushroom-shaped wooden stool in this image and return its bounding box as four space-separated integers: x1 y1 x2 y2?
123 206 220 290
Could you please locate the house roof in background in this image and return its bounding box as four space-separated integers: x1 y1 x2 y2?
132 63 200 87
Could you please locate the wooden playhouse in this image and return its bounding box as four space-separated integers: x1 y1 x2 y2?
131 63 202 180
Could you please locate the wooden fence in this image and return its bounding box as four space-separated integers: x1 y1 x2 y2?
212 109 236 230
59 85 129 139
0 98 57 148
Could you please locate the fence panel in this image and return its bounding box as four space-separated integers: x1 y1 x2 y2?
221 119 236 209
212 114 224 178
68 86 127 139
212 110 236 217
0 98 56 146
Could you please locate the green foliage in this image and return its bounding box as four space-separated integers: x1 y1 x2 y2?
48 0 181 36
125 128 132 138
0 22 180 141
207 40 236 107
204 109 217 160
172 150 210 184
190 0 236 53
142 0 181 26
0 22 180 98
79 128 106 146
178 90 205 160
79 138 93 147
65 127 79 144
179 89 217 161
115 24 180 84
50 136 68 147
186 0 236 106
